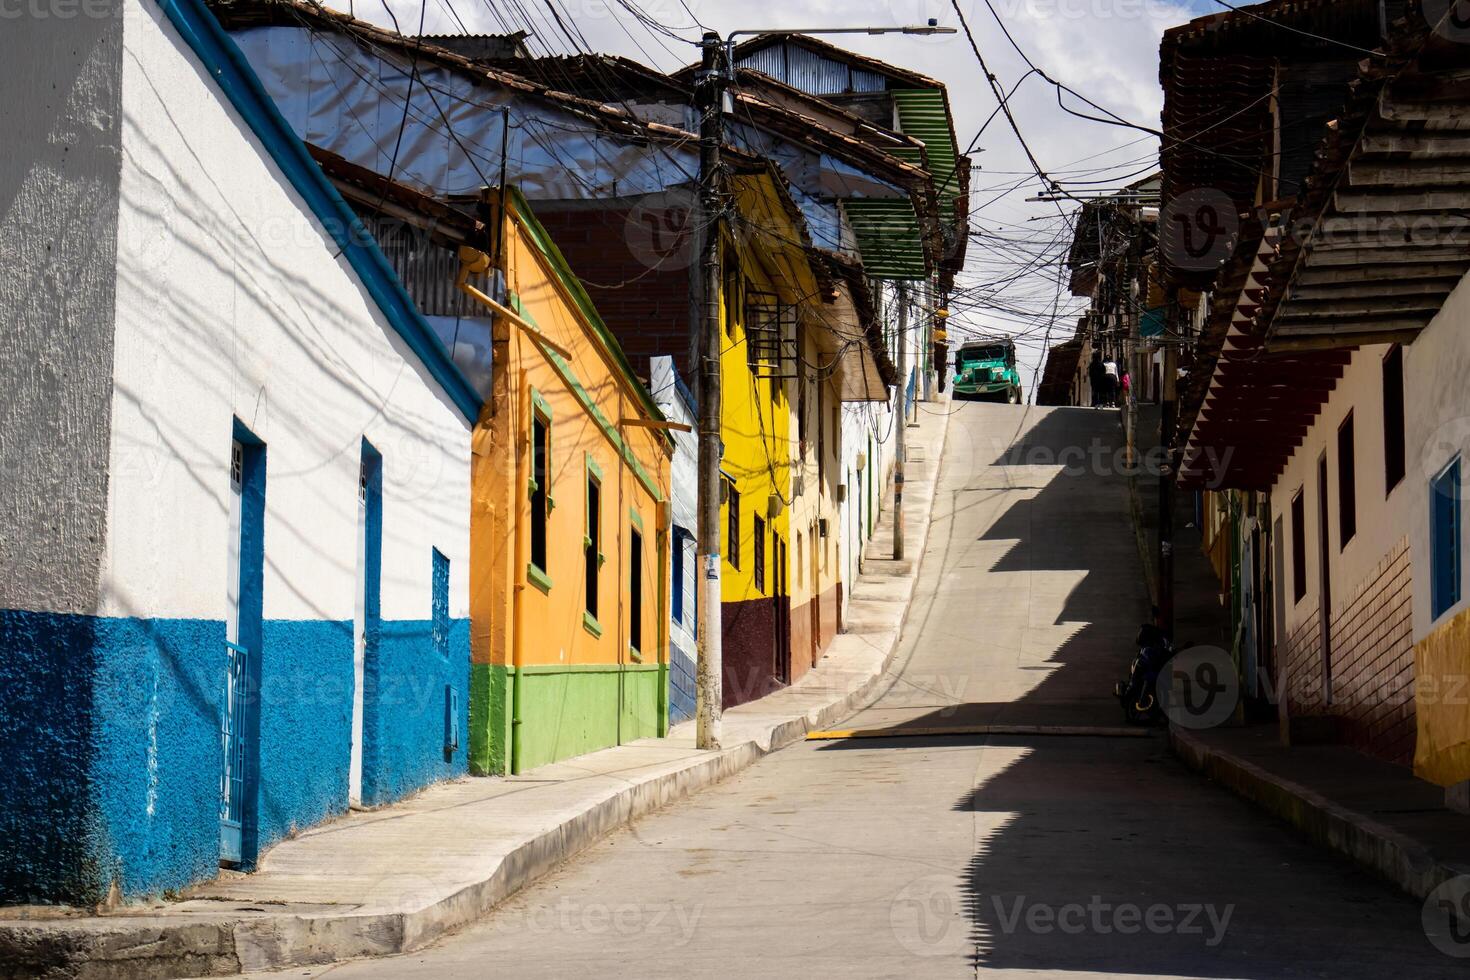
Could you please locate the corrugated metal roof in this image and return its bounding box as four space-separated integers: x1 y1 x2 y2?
736 42 887 95
844 199 926 280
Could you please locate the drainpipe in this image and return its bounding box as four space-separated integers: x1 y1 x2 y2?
921 280 935 404
463 196 527 775
1160 289 1180 640
511 364 527 775
893 282 908 562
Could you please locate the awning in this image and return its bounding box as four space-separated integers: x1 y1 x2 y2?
844 198 927 280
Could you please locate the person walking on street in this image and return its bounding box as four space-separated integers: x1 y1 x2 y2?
1088 352 1106 408
1103 357 1120 408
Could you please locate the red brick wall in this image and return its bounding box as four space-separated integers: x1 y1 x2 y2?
1327 539 1415 765
1282 540 1415 765
531 206 696 378
1284 603 1324 717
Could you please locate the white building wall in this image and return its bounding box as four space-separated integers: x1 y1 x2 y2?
834 275 910 619
1269 343 1406 645
1268 280 1470 650
1403 279 1470 642
0 12 125 616
650 356 697 720
105 0 472 626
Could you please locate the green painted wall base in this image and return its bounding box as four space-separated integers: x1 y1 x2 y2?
469 663 513 776
470 662 667 776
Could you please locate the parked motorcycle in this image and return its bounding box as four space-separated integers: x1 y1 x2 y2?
1114 623 1174 725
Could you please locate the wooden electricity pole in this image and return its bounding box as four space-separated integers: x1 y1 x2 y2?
893 283 909 562
693 32 724 750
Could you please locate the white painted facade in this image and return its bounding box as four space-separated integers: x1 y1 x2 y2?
1401 279 1470 642
1267 268 1470 653
1268 343 1405 646
106 0 472 627
649 356 698 721
835 278 920 619
840 403 895 601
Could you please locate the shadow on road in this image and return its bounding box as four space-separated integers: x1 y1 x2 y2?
819 403 1458 977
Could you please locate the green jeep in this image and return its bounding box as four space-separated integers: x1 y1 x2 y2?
953 339 1022 404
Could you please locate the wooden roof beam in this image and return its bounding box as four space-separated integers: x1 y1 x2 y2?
1378 100 1470 128
1267 330 1416 352
1288 278 1462 301
1309 234 1470 252
1316 214 1470 237
1334 188 1470 214
1305 244 1470 266
1271 317 1429 336
1276 297 1446 318
1357 134 1470 157
1296 261 1470 284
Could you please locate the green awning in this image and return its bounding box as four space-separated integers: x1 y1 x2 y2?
892 89 962 216
845 198 926 280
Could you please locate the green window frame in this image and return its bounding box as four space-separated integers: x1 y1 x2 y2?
528 388 553 594
584 453 604 632
630 524 644 658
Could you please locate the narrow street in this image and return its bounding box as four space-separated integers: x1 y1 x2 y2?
265 403 1458 979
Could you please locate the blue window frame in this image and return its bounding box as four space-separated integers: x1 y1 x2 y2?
672 529 685 624
1432 458 1462 621
432 548 450 657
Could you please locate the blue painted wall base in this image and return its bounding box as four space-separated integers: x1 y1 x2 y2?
668 640 696 725
0 609 470 905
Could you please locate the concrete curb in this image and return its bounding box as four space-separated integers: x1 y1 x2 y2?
1169 728 1470 930
0 407 952 980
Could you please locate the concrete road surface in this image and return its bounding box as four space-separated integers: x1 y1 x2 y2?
254 403 1463 979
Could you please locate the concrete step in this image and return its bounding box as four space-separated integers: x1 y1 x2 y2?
860 558 916 577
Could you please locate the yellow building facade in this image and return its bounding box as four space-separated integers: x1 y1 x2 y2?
469 189 673 775
717 177 837 705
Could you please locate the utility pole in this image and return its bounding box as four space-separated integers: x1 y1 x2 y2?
1125 266 1141 470
921 281 935 404
693 32 724 751
893 282 908 562
1159 289 1179 639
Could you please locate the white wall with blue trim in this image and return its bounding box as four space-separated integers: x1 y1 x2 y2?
650 357 698 724
0 0 474 905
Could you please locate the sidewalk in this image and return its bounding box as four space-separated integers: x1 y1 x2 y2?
1128 400 1470 929
1171 725 1470 929
0 404 951 980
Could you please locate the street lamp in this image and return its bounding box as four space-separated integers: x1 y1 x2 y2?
725 21 959 40
691 21 952 752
